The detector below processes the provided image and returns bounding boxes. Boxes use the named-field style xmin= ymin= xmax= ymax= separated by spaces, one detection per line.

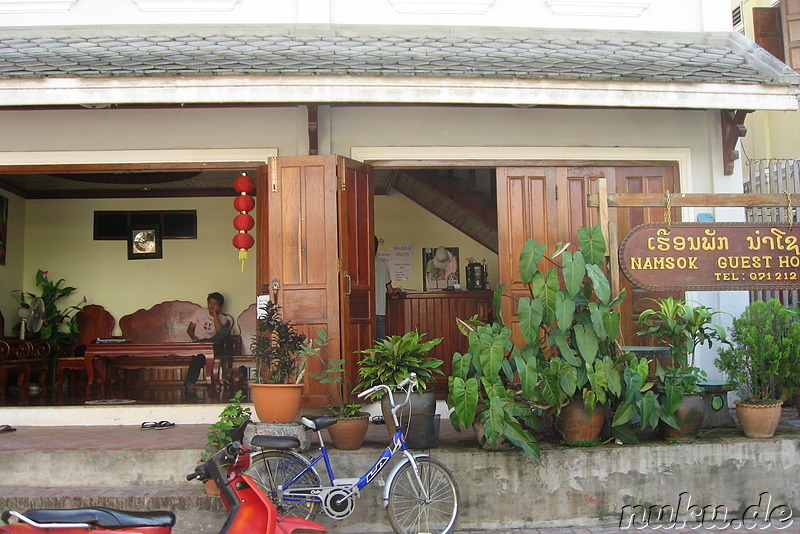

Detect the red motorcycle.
xmin=0 ymin=437 xmax=326 ymax=534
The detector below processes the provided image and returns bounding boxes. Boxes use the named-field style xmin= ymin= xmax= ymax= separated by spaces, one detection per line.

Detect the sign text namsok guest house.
xmin=620 ymin=223 xmax=800 ymax=291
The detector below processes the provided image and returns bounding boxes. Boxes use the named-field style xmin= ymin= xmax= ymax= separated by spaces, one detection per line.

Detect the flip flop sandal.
xmin=155 ymin=420 xmax=175 ymax=430
xmin=141 ymin=422 xmax=157 ymax=430
xmin=0 ymin=425 xmax=16 ymax=432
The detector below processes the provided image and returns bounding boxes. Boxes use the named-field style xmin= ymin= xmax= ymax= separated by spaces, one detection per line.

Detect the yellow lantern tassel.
xmin=239 ymin=249 xmax=248 ymax=272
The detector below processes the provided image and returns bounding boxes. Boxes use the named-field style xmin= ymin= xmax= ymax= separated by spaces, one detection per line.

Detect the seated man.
xmin=185 ymin=292 xmax=232 ymax=388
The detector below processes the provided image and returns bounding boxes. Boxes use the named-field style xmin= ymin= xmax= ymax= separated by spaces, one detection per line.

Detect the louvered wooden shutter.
xmin=782 ymin=0 xmax=800 ymax=71
xmin=754 ymin=6 xmax=785 ymax=62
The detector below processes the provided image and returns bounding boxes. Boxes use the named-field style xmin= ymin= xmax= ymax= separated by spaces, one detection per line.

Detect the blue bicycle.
xmin=246 ymin=374 xmax=459 ymax=534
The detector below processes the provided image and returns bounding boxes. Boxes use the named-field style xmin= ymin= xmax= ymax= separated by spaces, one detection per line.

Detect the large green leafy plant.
xmin=355 ymin=331 xmax=444 ymax=396
xmin=13 ymin=269 xmax=86 ymax=349
xmin=448 ymin=226 xmax=632 ymax=455
xmin=716 ymin=299 xmax=800 ymax=404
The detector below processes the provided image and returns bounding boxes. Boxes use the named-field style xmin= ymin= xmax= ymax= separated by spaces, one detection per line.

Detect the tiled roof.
xmin=0 ymin=25 xmax=797 ymax=86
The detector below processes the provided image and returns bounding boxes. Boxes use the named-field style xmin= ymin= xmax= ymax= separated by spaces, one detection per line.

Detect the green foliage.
xmin=637 ymin=296 xmax=728 ymax=370
xmin=325 ymin=402 xmax=365 ymax=418
xmin=13 ymin=269 xmax=86 ymax=349
xmin=203 ymin=390 xmax=251 ymax=461
xmin=355 ymin=331 xmax=444 ymax=396
xmin=447 ymin=225 xmax=633 ymax=456
xmin=308 ymin=357 xmax=364 ymax=418
xmin=715 ymin=299 xmax=800 ymax=403
xmin=250 ymin=300 xmax=327 ymax=384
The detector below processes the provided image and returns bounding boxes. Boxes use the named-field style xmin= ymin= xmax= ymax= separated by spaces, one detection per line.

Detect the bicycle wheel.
xmin=247 ymin=450 xmax=321 ymax=520
xmin=386 ymin=457 xmax=459 ymax=534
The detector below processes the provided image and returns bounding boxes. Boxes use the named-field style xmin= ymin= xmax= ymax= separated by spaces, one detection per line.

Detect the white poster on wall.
xmin=391 ymin=244 xmax=413 ymax=282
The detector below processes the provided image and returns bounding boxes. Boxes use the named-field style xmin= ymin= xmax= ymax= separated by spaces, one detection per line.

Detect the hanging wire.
xmin=784 ymin=190 xmax=794 ymax=232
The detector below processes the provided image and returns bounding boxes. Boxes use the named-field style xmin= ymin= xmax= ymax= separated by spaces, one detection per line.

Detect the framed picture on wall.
xmin=127 ymin=225 xmax=162 ymax=260
xmin=422 ymin=246 xmax=459 ymax=290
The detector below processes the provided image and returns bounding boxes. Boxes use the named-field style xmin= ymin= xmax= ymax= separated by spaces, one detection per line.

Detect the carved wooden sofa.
xmin=221 ymin=303 xmax=257 ymax=391
xmin=105 ymin=300 xmax=233 ymax=388
xmin=0 ymin=310 xmax=51 ymax=398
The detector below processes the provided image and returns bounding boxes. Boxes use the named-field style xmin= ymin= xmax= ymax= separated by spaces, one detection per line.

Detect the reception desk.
xmin=386 ymin=290 xmax=494 ymax=396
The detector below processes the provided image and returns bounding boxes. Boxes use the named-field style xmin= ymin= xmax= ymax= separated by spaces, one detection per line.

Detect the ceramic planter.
xmin=327 ymin=412 xmax=370 ymax=449
xmin=249 ymin=383 xmax=303 ymax=423
xmin=662 ymin=393 xmax=705 ymax=443
xmin=555 ymin=398 xmax=605 ymax=443
xmin=380 ymin=388 xmax=436 ymax=436
xmin=734 ymin=399 xmax=783 ymax=438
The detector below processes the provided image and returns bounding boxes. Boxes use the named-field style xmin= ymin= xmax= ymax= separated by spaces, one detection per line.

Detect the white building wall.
xmin=0 ymin=0 xmax=730 ymax=32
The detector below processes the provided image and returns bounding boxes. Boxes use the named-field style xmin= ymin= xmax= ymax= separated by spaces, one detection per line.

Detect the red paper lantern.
xmin=233 ymin=172 xmax=255 ymax=194
xmin=233 ymin=194 xmax=255 ymax=212
xmin=232 ymin=232 xmax=254 ymax=250
xmin=233 ymin=213 xmax=254 ymax=232
xmin=233 ymin=172 xmax=255 ymax=271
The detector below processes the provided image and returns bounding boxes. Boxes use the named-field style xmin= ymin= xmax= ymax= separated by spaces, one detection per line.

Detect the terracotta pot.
xmin=556 ymin=398 xmax=605 ymax=443
xmin=249 ymin=383 xmax=304 ymax=423
xmin=327 ymin=412 xmax=370 ymax=449
xmin=663 ymin=393 xmax=705 ymax=443
xmin=735 ymin=399 xmax=783 ymax=438
xmin=472 ymin=421 xmax=515 ymax=451
xmin=204 ymin=478 xmax=220 ymax=496
xmin=381 ymin=389 xmax=436 ymax=436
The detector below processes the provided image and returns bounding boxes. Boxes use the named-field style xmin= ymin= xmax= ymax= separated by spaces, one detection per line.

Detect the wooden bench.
xmin=92 ymin=300 xmax=233 ymax=389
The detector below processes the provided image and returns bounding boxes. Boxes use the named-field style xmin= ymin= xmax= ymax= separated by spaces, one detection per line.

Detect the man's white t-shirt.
xmin=190 ymin=308 xmax=231 ymax=340
xmin=375 ymin=256 xmax=392 ymax=316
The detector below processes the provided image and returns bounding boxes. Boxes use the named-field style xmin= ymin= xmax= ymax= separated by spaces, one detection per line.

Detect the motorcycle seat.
xmin=24 ymin=507 xmax=176 ymax=528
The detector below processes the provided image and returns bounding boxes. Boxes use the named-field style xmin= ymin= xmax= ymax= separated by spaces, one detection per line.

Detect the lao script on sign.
xmin=619 ymin=223 xmax=800 ymax=291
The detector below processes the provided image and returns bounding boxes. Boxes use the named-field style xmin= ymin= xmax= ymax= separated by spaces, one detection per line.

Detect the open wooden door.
xmin=496 ymin=163 xmax=680 ymax=347
xmin=337 ymin=157 xmax=375 ymax=398
xmin=256 ymin=156 xmax=373 ymax=408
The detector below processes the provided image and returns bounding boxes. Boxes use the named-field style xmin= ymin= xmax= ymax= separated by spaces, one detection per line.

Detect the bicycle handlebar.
xmin=356 ymin=373 xmax=417 ymax=413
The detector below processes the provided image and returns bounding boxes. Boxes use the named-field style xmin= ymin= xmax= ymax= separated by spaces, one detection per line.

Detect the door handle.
xmin=344 ymin=272 xmax=352 ymax=297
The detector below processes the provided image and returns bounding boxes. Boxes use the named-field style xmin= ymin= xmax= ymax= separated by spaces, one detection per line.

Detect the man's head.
xmin=207 ymin=292 xmax=224 ymax=313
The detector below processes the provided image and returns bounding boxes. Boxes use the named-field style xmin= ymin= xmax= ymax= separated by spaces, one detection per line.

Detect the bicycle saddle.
xmin=300 ymin=415 xmax=338 ymax=431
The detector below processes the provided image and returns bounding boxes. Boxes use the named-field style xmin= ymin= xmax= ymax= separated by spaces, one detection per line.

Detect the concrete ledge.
xmin=2 ymin=431 xmax=799 ymax=532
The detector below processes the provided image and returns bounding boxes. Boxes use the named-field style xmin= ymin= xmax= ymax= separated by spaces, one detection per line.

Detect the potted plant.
xmin=715 ymin=299 xmax=800 ymax=438
xmin=249 ymin=300 xmax=327 ymax=423
xmin=355 ymin=331 xmax=444 ymax=439
xmin=637 ymin=297 xmax=728 ymax=442
xmin=202 ymin=390 xmax=252 ymax=494
xmin=13 ymin=269 xmax=86 ymax=349
xmin=309 ymin=358 xmax=370 ymax=450
xmin=448 ymin=226 xmax=630 ymax=453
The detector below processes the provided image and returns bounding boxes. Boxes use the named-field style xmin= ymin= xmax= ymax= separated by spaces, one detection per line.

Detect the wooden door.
xmin=613 ymin=165 xmax=681 ymax=345
xmin=496 ymin=164 xmax=680 ymax=347
xmin=337 ymin=157 xmax=375 ymax=398
xmin=257 ymin=156 xmax=374 ymax=407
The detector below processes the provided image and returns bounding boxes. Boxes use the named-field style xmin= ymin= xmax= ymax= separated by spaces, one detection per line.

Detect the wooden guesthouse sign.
xmin=619 ymin=223 xmax=800 ymax=291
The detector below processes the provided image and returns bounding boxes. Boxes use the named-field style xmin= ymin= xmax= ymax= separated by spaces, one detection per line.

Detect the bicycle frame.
xmin=276 ymin=422 xmax=429 ymax=511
